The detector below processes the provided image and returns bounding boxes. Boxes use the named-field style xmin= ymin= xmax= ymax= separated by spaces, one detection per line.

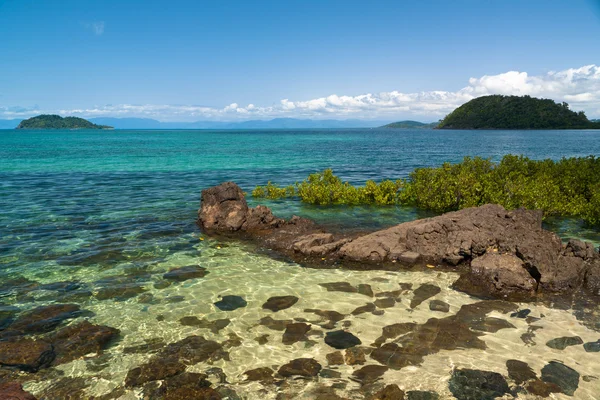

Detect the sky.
xmin=1 ymin=0 xmax=599 ymax=122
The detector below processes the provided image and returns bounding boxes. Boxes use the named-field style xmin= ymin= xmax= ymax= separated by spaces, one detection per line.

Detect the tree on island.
xmin=16 ymin=115 xmax=113 ymax=130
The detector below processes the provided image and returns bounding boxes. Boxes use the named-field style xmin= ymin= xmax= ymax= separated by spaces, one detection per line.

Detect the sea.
xmin=1 ymin=128 xmax=600 ymax=399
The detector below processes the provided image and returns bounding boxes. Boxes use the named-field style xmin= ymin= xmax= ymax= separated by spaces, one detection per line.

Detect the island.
xmin=16 ymin=115 xmax=113 ymax=130
xmin=380 ymin=120 xmax=439 ymax=129
xmin=437 ymin=95 xmax=600 ymax=130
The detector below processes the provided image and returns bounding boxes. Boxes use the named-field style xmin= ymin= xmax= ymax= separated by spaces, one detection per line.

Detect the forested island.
xmin=438 ymin=95 xmax=600 ymax=130
xmin=16 ymin=115 xmax=113 ymax=130
xmin=380 ymin=120 xmax=439 ymax=129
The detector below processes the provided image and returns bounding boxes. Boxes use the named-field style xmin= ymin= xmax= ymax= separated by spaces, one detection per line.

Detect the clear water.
xmin=1 ymin=129 xmax=600 ymax=399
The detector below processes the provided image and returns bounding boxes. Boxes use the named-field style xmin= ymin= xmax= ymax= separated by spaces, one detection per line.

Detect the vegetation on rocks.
xmin=252 ymin=155 xmax=600 ymax=225
xmin=438 ymin=95 xmax=600 ymax=130
xmin=16 ymin=115 xmax=112 ymax=129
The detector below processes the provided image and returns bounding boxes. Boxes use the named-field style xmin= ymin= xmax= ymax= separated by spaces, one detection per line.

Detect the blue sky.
xmin=1 ymin=0 xmax=599 ymax=121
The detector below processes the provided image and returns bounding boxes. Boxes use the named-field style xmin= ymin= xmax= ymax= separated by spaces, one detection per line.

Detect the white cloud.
xmin=83 ymin=21 xmax=105 ymax=36
xmin=2 ymin=64 xmax=600 ymax=121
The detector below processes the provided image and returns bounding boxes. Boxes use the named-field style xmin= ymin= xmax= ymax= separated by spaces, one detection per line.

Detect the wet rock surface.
xmin=214 ymin=295 xmax=247 ymax=311
xmin=262 ymin=296 xmax=299 ymax=312
xmin=0 ymin=337 xmax=55 ymax=372
xmin=199 ymin=183 xmax=600 ymax=300
xmin=278 ymin=358 xmax=322 ymax=377
xmin=163 ymin=265 xmax=208 ymax=282
xmin=448 ymin=368 xmax=510 ymax=400
xmin=545 ymin=335 xmax=584 ymax=350
xmin=325 ymin=330 xmax=362 ymax=349
xmin=0 ymin=382 xmax=37 ymax=400
xmin=541 ymin=361 xmax=580 ymax=396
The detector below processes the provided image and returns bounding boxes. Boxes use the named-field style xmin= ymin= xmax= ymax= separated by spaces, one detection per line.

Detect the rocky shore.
xmin=199 ymin=182 xmax=600 ymax=302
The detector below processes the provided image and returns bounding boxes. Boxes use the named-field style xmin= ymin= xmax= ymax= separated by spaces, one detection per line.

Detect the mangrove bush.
xmin=252 ymin=155 xmax=600 ymax=225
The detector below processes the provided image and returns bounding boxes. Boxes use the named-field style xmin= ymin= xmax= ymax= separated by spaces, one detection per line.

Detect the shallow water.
xmin=1 ymin=129 xmax=600 ymax=399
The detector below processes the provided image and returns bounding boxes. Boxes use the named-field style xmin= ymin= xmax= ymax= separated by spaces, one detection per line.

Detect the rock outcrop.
xmin=198 ymin=182 xmax=600 ymax=301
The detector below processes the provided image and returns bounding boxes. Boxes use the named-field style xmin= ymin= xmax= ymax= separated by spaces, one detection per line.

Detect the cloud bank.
xmin=2 ymin=64 xmax=599 ymax=121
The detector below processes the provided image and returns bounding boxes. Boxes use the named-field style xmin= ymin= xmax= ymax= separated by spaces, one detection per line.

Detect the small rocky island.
xmin=16 ymin=115 xmax=113 ymax=130
xmin=438 ymin=95 xmax=600 ymax=130
xmin=199 ymin=182 xmax=600 ymax=301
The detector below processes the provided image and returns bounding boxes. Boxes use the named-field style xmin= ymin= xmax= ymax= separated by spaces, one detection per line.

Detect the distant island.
xmin=438 ymin=95 xmax=600 ymax=130
xmin=16 ymin=115 xmax=113 ymax=130
xmin=380 ymin=120 xmax=439 ymax=129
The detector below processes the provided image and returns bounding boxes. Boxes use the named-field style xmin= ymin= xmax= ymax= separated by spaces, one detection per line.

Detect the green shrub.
xmin=252 ymin=156 xmax=600 ymax=225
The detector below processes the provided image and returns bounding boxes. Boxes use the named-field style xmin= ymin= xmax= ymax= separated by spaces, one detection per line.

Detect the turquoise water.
xmin=2 ymin=129 xmax=600 ymax=399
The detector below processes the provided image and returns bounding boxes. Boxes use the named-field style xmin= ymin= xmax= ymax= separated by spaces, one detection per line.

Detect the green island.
xmin=16 ymin=114 xmax=113 ymax=130
xmin=438 ymin=95 xmax=600 ymax=130
xmin=380 ymin=120 xmax=439 ymax=129
xmin=253 ymin=155 xmax=600 ymax=225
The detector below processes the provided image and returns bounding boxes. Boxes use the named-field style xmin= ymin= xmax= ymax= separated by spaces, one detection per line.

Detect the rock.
xmin=123 ymin=338 xmax=166 ymax=354
xmin=157 ymin=336 xmax=227 ymax=365
xmin=583 ymin=340 xmax=600 ymax=352
xmin=142 ymin=371 xmax=219 ymax=399
xmin=344 ymin=347 xmax=367 ymax=365
xmin=259 ymin=316 xmax=293 ymax=331
xmin=369 ymin=384 xmax=405 ymax=399
xmin=351 ymin=303 xmax=377 ymax=315
xmin=410 ymin=284 xmax=441 ymax=309
xmin=198 ymin=182 xmax=250 ymax=231
xmin=0 ymin=305 xmax=19 ymax=330
xmin=293 ymin=233 xmax=334 ymax=252
xmin=510 ymin=309 xmax=531 ymax=318
xmin=398 ymin=251 xmax=420 ymax=265
xmin=506 ymin=359 xmax=536 ymax=384
xmin=541 ymin=361 xmax=579 ymax=396
xmin=125 ymin=358 xmax=186 ymax=387
xmin=51 ymin=321 xmax=120 ymax=365
xmin=525 ymin=379 xmax=562 ymax=397
xmin=546 ymin=336 xmax=584 ymax=350
xmin=448 ymin=368 xmax=510 ymax=400
xmin=163 ymin=265 xmax=208 ymax=282
xmin=282 ymin=323 xmax=311 ymax=345
xmin=357 ymin=284 xmax=374 ymax=297
xmin=325 ymin=330 xmax=361 ymax=349
xmin=454 ymin=253 xmax=537 ymax=300
xmin=255 ymin=334 xmax=269 ymax=345
xmin=470 ymin=317 xmax=515 ymax=333
xmin=262 ymin=295 xmax=299 ymax=312
xmin=373 ymin=297 xmax=395 ymax=309
xmin=0 ymin=382 xmax=37 ymax=400
xmin=304 ymin=309 xmax=346 ymax=325
xmin=0 ymin=337 xmax=55 ymax=372
xmin=179 ymin=317 xmax=230 ymax=333
xmin=214 ymin=295 xmax=247 ymax=311
xmin=95 ymin=284 xmax=147 ymax=301
xmin=429 ymin=300 xmax=450 ymax=312
xmin=374 ymin=322 xmax=417 ymax=345
xmin=278 ymin=358 xmax=322 ymax=377
xmin=320 ymin=368 xmax=342 ymax=379
xmin=244 ymin=367 xmax=274 ymax=383
xmin=406 ymin=391 xmax=439 ymax=400
xmin=320 ymin=282 xmax=370 ymax=296
xmin=6 ymin=304 xmax=81 ymax=335
xmin=352 ymin=365 xmax=388 ymax=383
xmin=326 ymin=351 xmax=344 ymax=366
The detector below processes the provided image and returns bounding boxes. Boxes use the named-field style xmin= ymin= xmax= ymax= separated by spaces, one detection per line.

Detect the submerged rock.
xmin=429 ymin=300 xmax=450 ymax=312
xmin=163 ymin=265 xmax=208 ymax=282
xmin=0 ymin=382 xmax=37 ymax=400
xmin=406 ymin=391 xmax=439 ymax=400
xmin=410 ymin=284 xmax=441 ymax=308
xmin=5 ymin=304 xmax=82 ymax=335
xmin=278 ymin=358 xmax=322 ymax=377
xmin=369 ymin=384 xmax=405 ymax=400
xmin=244 ymin=367 xmax=274 ymax=383
xmin=0 ymin=337 xmax=55 ymax=372
xmin=324 ymin=330 xmax=361 ymax=349
xmin=214 ymin=295 xmax=247 ymax=311
xmin=546 ymin=336 xmax=584 ymax=350
xmin=352 ymin=365 xmax=388 ymax=383
xmin=125 ymin=358 xmax=186 ymax=387
xmin=158 ymin=336 xmax=227 ymax=365
xmin=179 ymin=317 xmax=230 ymax=333
xmin=583 ymin=340 xmax=600 ymax=352
xmin=262 ymin=295 xmax=299 ymax=312
xmin=448 ymin=368 xmax=510 ymax=400
xmin=50 ymin=321 xmax=120 ymax=365
xmin=282 ymin=322 xmax=311 ymax=345
xmin=506 ymin=359 xmax=537 ymax=384
xmin=541 ymin=361 xmax=580 ymax=396
xmin=0 ymin=305 xmax=19 ymax=330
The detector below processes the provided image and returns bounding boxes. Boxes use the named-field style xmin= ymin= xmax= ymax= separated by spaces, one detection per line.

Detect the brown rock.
xmin=163 ymin=266 xmax=208 ymax=282
xmin=410 ymin=284 xmax=441 ymax=309
xmin=198 ymin=182 xmax=250 ymax=231
xmin=0 ymin=382 xmax=37 ymax=400
xmin=282 ymin=323 xmax=311 ymax=345
xmin=6 ymin=304 xmax=81 ymax=335
xmin=369 ymin=384 xmax=405 ymax=400
xmin=0 ymin=337 xmax=55 ymax=372
xmin=125 ymin=358 xmax=186 ymax=387
xmin=51 ymin=321 xmax=120 ymax=365
xmin=326 ymin=351 xmax=344 ymax=366
xmin=278 ymin=358 xmax=322 ymax=377
xmin=262 ymin=296 xmax=299 ymax=312
xmin=352 ymin=365 xmax=388 ymax=383
xmin=344 ymin=347 xmax=367 ymax=365
xmin=244 ymin=367 xmax=274 ymax=383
